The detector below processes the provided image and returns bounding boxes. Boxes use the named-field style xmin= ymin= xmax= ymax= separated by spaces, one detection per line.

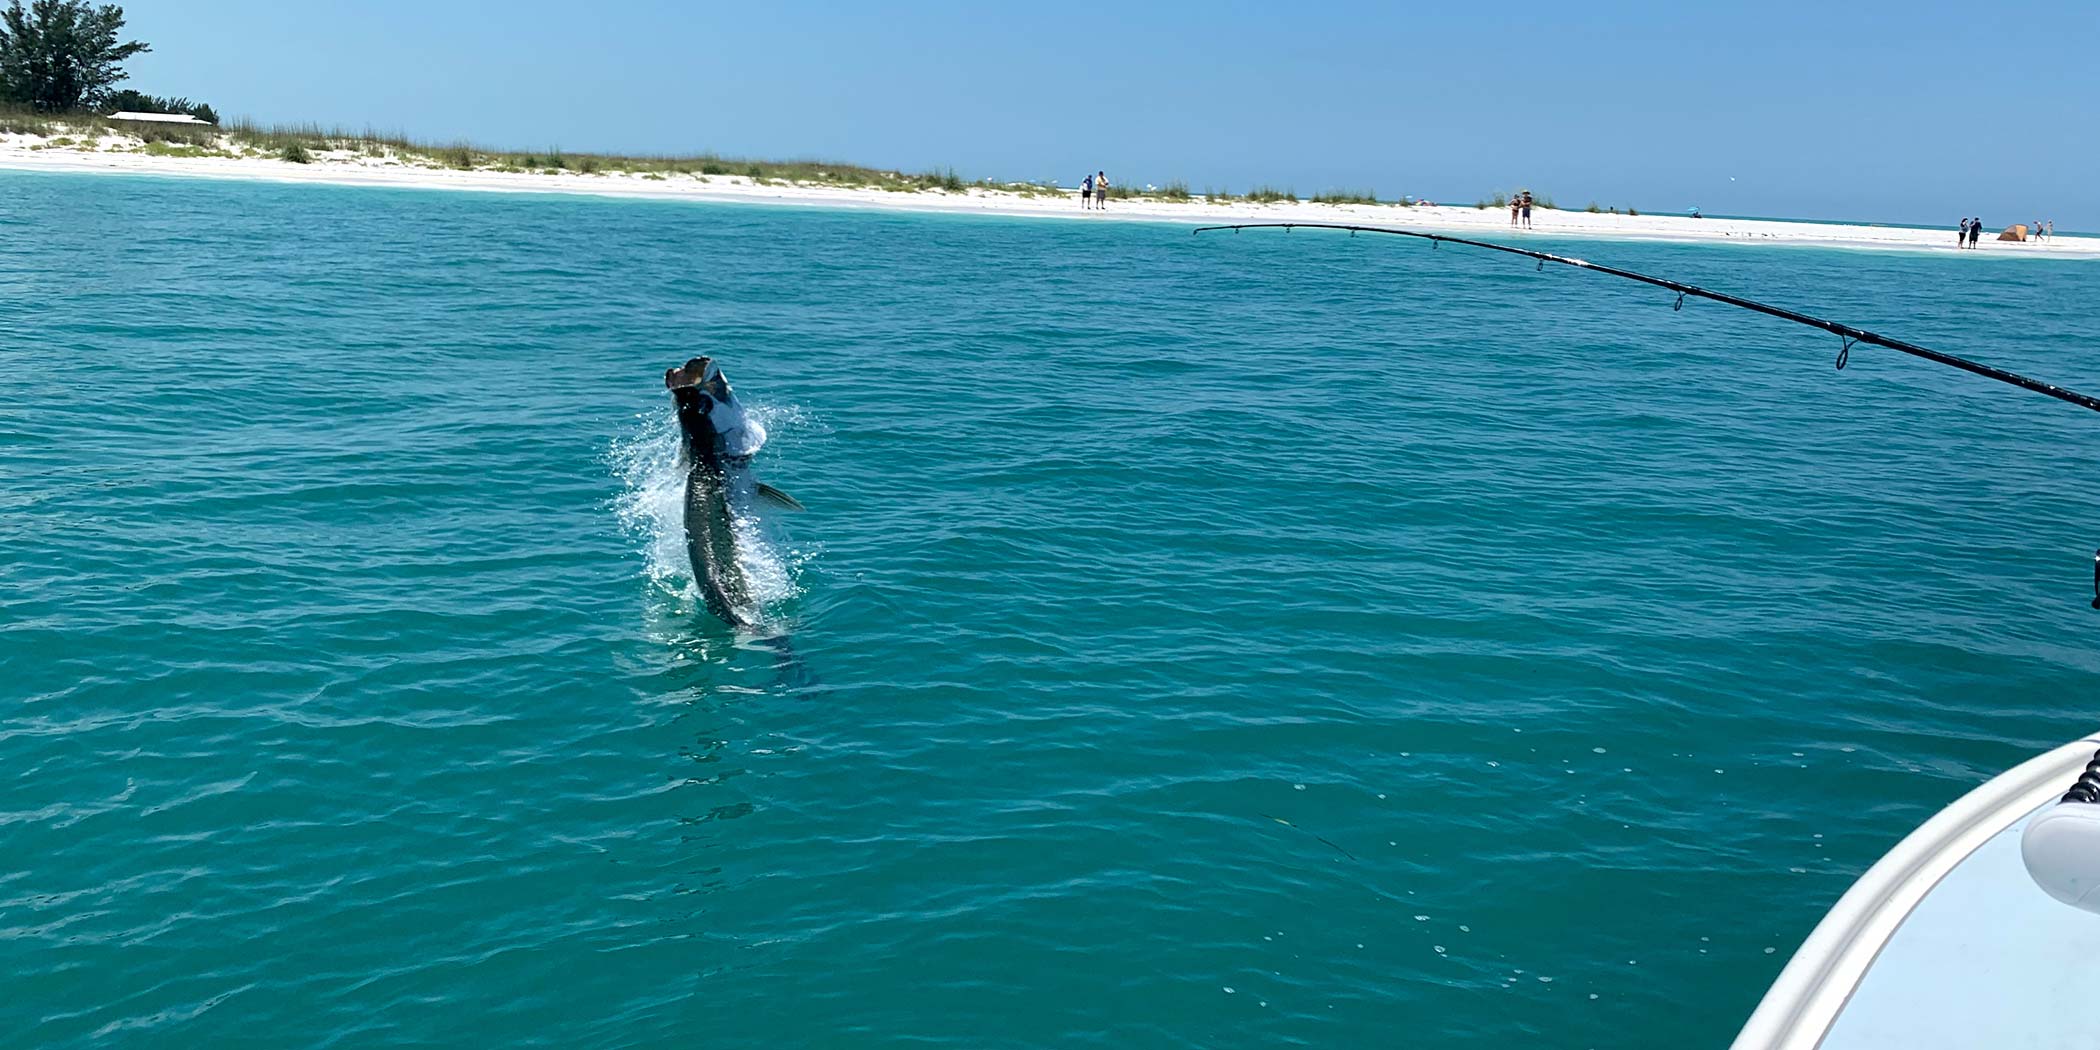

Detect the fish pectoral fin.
xmin=754 ymin=482 xmax=806 ymax=511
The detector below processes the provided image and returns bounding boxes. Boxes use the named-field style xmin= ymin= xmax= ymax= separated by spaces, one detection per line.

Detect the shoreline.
xmin=7 ymin=133 xmax=2095 ymax=259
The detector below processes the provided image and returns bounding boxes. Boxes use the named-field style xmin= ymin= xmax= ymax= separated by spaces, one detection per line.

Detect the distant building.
xmin=108 ymin=111 xmax=215 ymax=126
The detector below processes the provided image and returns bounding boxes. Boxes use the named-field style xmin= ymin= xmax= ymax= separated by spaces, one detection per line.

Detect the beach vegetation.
xmin=1627 ymin=206 xmax=1639 ymax=216
xmin=0 ymin=0 xmax=149 ymax=111
xmin=135 ymin=121 xmax=212 ymax=146
xmin=0 ymin=102 xmax=52 ymax=133
xmin=218 ymin=118 xmax=411 ymax=161
xmin=6 ymin=102 xmax=1371 ymax=213
xmin=1586 ymin=202 xmax=1601 ymax=213
xmin=990 ymin=179 xmax=1043 ymax=198
xmin=901 ymin=168 xmax=965 ymax=192
xmin=1311 ymin=189 xmax=1378 ymax=205
xmin=140 ymin=139 xmax=229 ymax=158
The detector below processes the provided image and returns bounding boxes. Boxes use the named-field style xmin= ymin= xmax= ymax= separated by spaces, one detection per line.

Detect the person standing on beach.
xmin=2047 ymin=220 xmax=2054 ymax=242
xmin=1080 ymin=173 xmax=1093 ymax=210
xmin=1520 ymin=191 xmax=1533 ymax=229
xmin=1095 ymin=171 xmax=1109 ymax=209
xmin=1957 ymin=217 xmax=1969 ymax=246
xmin=1509 ymin=195 xmax=1520 ymax=227
xmin=1969 ymin=218 xmax=1983 ymax=249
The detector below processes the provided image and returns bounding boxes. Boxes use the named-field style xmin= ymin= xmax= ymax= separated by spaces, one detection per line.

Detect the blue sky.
xmin=121 ymin=1 xmax=2098 ymax=227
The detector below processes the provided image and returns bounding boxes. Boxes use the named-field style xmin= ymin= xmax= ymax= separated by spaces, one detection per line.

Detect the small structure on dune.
xmin=1999 ymin=224 xmax=2030 ymax=242
xmin=107 ymin=111 xmax=215 ymax=127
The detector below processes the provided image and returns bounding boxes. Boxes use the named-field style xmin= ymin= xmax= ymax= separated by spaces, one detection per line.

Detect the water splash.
xmin=611 ymin=404 xmax=809 ymax=621
xmin=610 ymin=410 xmax=691 ymax=589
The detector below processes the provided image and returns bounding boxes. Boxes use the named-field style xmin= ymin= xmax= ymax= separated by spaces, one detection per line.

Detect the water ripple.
xmin=4 ymin=170 xmax=2099 ymax=1048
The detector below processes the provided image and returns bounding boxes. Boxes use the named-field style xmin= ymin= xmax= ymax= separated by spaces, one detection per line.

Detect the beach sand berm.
xmin=4 ymin=130 xmax=2091 ymax=258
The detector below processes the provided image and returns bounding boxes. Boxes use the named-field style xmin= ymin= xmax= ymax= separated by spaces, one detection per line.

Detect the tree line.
xmin=0 ymin=0 xmax=212 ymax=121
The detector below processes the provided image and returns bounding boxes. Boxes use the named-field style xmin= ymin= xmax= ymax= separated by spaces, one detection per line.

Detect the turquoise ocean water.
xmin=6 ymin=170 xmax=2100 ymax=1048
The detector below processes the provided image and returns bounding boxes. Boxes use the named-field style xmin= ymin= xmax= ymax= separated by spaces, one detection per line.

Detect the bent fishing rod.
xmin=1193 ymin=221 xmax=2100 ymax=605
xmin=1194 ymin=222 xmax=2100 ymax=414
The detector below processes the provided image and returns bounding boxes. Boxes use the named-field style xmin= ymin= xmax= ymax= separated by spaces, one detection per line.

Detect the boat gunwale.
xmin=1732 ymin=732 xmax=2100 ymax=1049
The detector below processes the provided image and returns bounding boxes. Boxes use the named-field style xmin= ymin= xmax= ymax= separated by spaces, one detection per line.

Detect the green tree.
xmin=0 ymin=1 xmax=149 ymax=111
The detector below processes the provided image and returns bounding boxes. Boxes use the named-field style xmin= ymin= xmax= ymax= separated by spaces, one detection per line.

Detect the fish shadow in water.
xmin=745 ymin=629 xmax=816 ymax=693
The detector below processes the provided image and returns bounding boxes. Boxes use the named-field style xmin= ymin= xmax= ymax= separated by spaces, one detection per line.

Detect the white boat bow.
xmin=1735 ymin=730 xmax=2100 ymax=1049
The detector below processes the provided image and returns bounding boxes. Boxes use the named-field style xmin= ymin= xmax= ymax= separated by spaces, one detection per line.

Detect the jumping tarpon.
xmin=664 ymin=357 xmax=801 ymax=627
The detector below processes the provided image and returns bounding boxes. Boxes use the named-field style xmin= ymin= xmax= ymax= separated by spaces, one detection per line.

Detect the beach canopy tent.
xmin=2000 ymin=225 xmax=2029 ymax=242
xmin=107 ymin=111 xmax=215 ymax=126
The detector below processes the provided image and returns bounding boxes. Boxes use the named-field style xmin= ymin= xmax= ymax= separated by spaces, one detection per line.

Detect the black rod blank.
xmin=1192 ymin=222 xmax=2100 ymax=416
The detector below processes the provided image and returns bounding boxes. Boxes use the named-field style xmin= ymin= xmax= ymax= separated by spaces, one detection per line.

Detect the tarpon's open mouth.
xmin=665 ymin=357 xmax=733 ymax=400
xmin=664 ymin=356 xmax=713 ymax=390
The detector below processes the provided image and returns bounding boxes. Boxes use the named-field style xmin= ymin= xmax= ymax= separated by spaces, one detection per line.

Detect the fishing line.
xmin=1258 ymin=812 xmax=1358 ymax=861
xmin=1197 ymin=222 xmax=2100 ymax=603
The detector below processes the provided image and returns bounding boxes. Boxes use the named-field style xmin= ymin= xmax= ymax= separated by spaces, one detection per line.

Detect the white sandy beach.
xmin=4 ymin=128 xmax=2092 ymax=259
